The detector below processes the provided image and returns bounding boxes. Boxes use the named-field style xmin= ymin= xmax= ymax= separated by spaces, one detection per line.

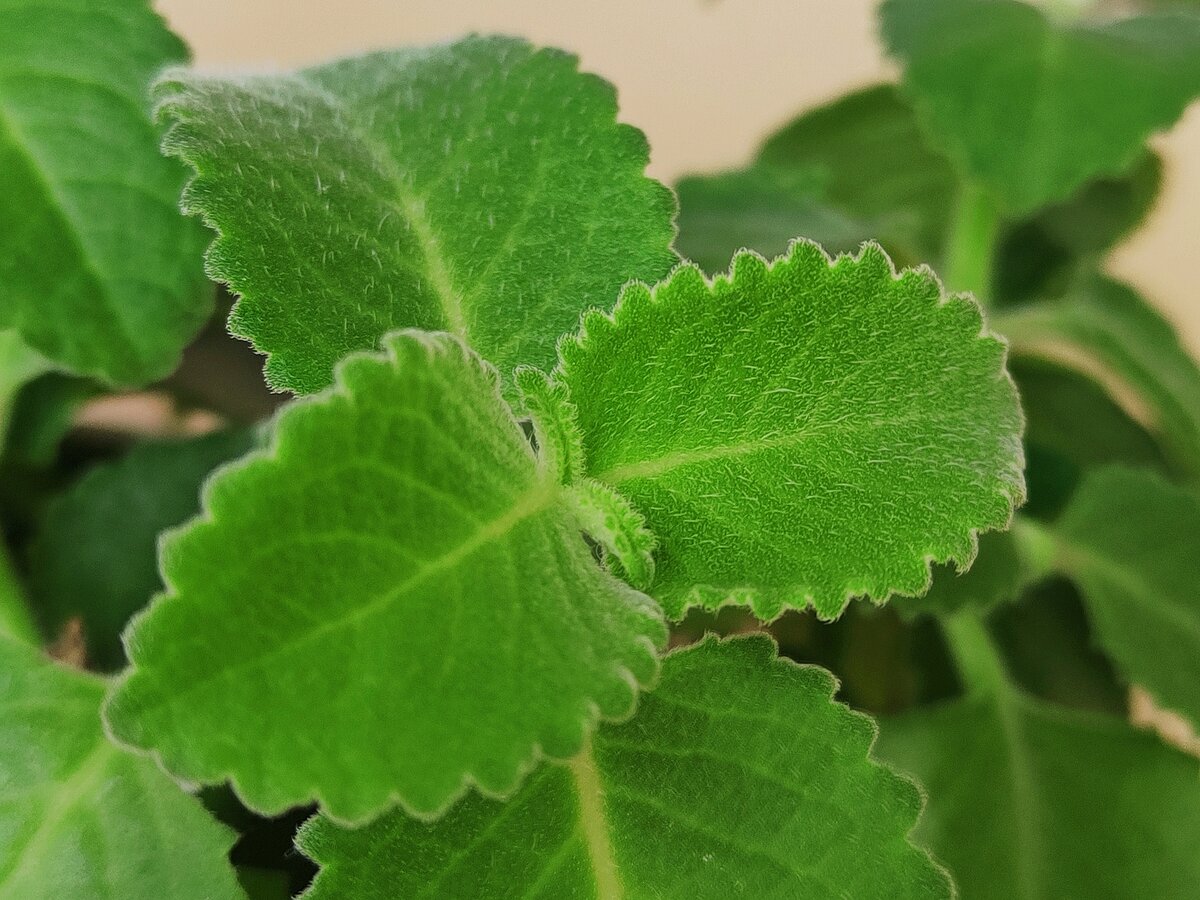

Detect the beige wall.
xmin=157 ymin=0 xmax=1200 ymax=352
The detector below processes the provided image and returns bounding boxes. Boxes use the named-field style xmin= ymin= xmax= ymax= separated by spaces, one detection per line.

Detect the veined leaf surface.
xmin=0 ymin=0 xmax=211 ymax=384
xmin=159 ymin=36 xmax=677 ymax=396
xmin=104 ymin=331 xmax=664 ymax=824
xmin=299 ymin=637 xmax=951 ymax=899
xmin=0 ymin=635 xmax=243 ymax=900
xmin=560 ymin=242 xmax=1025 ymax=620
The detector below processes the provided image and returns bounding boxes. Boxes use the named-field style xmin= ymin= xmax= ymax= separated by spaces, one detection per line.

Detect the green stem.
xmin=942 ymin=609 xmax=1012 ymax=698
xmin=943 ymin=181 xmax=1001 ymax=303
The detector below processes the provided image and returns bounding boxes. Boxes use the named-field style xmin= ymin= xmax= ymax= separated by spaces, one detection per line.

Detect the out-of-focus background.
xmin=158 ymin=0 xmax=1200 ymax=351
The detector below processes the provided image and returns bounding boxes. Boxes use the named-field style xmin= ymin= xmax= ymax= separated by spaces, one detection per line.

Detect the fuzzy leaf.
xmin=559 ymin=242 xmax=1025 ymax=620
xmin=881 ymin=0 xmax=1200 ymax=214
xmin=879 ymin=641 xmax=1200 ymax=899
xmin=996 ymin=276 xmax=1200 ymax=480
xmin=159 ymin=36 xmax=677 ymax=396
xmin=0 ymin=0 xmax=211 ymax=384
xmin=27 ymin=429 xmax=256 ymax=671
xmin=1056 ymin=467 xmax=1200 ymax=729
xmin=298 ymin=636 xmax=951 ymax=899
xmin=0 ymin=635 xmax=243 ymax=899
xmin=104 ymin=331 xmax=664 ymax=824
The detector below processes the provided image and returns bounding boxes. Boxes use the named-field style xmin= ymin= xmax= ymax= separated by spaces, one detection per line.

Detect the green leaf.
xmin=994 ymin=151 xmax=1162 ymax=302
xmin=159 ymin=35 xmax=677 ymax=397
xmin=674 ymin=166 xmax=875 ymax=274
xmin=0 ymin=0 xmax=211 ymax=384
xmin=559 ymin=241 xmax=1025 ymax=620
xmin=1013 ymin=356 xmax=1170 ymax=517
xmin=996 ymin=276 xmax=1200 ymax=480
xmin=881 ymin=0 xmax=1200 ymax=214
xmin=878 ymin=617 xmax=1200 ymax=900
xmin=27 ymin=429 xmax=257 ymax=671
xmin=758 ymin=84 xmax=957 ymax=266
xmin=901 ymin=520 xmax=1054 ymax=618
xmin=1056 ymin=467 xmax=1200 ymax=729
xmin=104 ymin=330 xmax=664 ymax=824
xmin=298 ymin=636 xmax=951 ymax=899
xmin=0 ymin=634 xmax=243 ymax=899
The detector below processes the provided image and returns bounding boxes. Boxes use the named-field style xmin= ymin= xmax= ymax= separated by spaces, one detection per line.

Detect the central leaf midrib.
xmin=567 ymin=740 xmax=625 ymax=900
xmin=297 ymin=75 xmax=469 ymax=339
xmin=0 ymin=93 xmax=143 ymax=364
xmin=0 ymin=737 xmax=115 ymax=893
xmin=133 ymin=478 xmax=560 ymax=718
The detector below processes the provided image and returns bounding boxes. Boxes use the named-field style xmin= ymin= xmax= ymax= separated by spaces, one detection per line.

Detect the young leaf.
xmin=881 ymin=0 xmax=1200 ymax=214
xmin=27 ymin=429 xmax=257 ymax=671
xmin=559 ymin=242 xmax=1025 ymax=620
xmin=298 ymin=636 xmax=951 ymax=899
xmin=104 ymin=331 xmax=664 ymax=824
xmin=996 ymin=276 xmax=1200 ymax=480
xmin=159 ymin=36 xmax=677 ymax=396
xmin=0 ymin=635 xmax=243 ymax=899
xmin=0 ymin=0 xmax=211 ymax=384
xmin=1056 ymin=467 xmax=1200 ymax=730
xmin=878 ymin=618 xmax=1200 ymax=900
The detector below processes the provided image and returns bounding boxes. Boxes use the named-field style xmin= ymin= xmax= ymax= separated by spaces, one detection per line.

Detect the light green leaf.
xmin=881 ymin=0 xmax=1200 ymax=214
xmin=559 ymin=241 xmax=1025 ymax=620
xmin=996 ymin=276 xmax=1200 ymax=480
xmin=901 ymin=520 xmax=1054 ymax=618
xmin=0 ymin=0 xmax=211 ymax=384
xmin=878 ymin=616 xmax=1200 ymax=900
xmin=0 ymin=634 xmax=243 ymax=899
xmin=758 ymin=84 xmax=957 ymax=266
xmin=1056 ymin=467 xmax=1200 ymax=729
xmin=104 ymin=330 xmax=664 ymax=824
xmin=298 ymin=636 xmax=951 ymax=900
xmin=27 ymin=429 xmax=257 ymax=671
xmin=159 ymin=35 xmax=677 ymax=397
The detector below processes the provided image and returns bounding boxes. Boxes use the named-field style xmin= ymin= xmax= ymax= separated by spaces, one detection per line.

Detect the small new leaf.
xmin=559 ymin=241 xmax=1025 ymax=620
xmin=104 ymin=331 xmax=664 ymax=824
xmin=882 ymin=0 xmax=1200 ymax=214
xmin=298 ymin=636 xmax=951 ymax=899
xmin=0 ymin=635 xmax=243 ymax=900
xmin=158 ymin=35 xmax=677 ymax=396
xmin=0 ymin=0 xmax=211 ymax=384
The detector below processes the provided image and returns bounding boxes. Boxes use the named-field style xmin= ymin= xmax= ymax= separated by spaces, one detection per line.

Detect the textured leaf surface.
xmin=28 ymin=429 xmax=256 ymax=671
xmin=160 ymin=35 xmax=677 ymax=396
xmin=0 ymin=635 xmax=243 ymax=899
xmin=0 ymin=0 xmax=210 ymax=384
xmin=104 ymin=331 xmax=664 ymax=823
xmin=1056 ymin=467 xmax=1200 ymax=729
xmin=879 ymin=622 xmax=1200 ymax=900
xmin=298 ymin=636 xmax=951 ymax=899
xmin=997 ymin=276 xmax=1200 ymax=480
xmin=560 ymin=242 xmax=1025 ymax=619
xmin=882 ymin=0 xmax=1200 ymax=214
